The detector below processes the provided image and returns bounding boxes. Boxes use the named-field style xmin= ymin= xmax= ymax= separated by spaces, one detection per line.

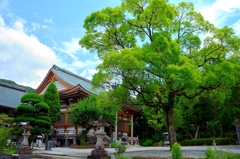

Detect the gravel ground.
xmin=122 ymin=150 xmax=206 ymax=158
xmin=119 ymin=145 xmax=240 ymax=159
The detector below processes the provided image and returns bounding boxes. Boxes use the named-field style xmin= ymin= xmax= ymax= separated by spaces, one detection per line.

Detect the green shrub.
xmin=110 ymin=141 xmax=127 ymax=158
xmin=205 ymin=146 xmax=240 ymax=159
xmin=35 ymin=116 xmax=51 ymax=123
xmin=152 ymin=134 xmax=162 ymax=142
xmin=205 ymin=147 xmax=215 ymax=159
xmin=171 ymin=142 xmax=183 ymax=159
xmin=0 ymin=138 xmax=7 ymax=150
xmin=0 ymin=126 xmax=11 ymax=150
xmin=15 ymin=104 xmax=36 ymax=113
xmin=21 ymin=93 xmax=43 ymax=103
xmin=141 ymin=139 xmax=153 ymax=147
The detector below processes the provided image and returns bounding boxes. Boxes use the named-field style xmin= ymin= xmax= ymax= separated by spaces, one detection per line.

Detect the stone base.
xmin=16 ymin=145 xmax=33 ymax=154
xmin=91 ymin=149 xmax=108 ymax=156
xmin=87 ymin=155 xmax=111 ymax=159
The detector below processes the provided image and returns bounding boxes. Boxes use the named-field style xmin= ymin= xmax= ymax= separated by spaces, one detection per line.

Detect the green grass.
xmin=0 ymin=148 xmax=18 ymax=154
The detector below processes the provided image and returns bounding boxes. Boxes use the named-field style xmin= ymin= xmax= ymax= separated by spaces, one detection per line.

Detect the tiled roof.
xmin=51 ymin=65 xmax=104 ymax=95
xmin=0 ymin=82 xmax=27 ymax=109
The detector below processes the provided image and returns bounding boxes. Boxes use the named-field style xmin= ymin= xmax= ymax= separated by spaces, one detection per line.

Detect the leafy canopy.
xmin=79 ymin=0 xmax=240 ymax=147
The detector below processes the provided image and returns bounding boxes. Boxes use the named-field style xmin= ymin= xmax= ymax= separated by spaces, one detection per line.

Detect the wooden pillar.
xmin=114 ymin=113 xmax=118 ymax=140
xmin=131 ymin=114 xmax=133 ymax=145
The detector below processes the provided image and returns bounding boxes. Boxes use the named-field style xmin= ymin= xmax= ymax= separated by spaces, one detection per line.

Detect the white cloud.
xmin=55 ymin=38 xmax=87 ymax=60
xmin=0 ymin=16 xmax=5 ymax=27
xmin=0 ymin=0 xmax=10 ymax=12
xmin=232 ymin=19 xmax=240 ymax=36
xmin=73 ymin=61 xmax=85 ymax=68
xmin=88 ymin=68 xmax=97 ymax=75
xmin=0 ymin=15 xmax=59 ymax=89
xmin=30 ymin=22 xmax=40 ymax=31
xmin=12 ymin=19 xmax=25 ymax=31
xmin=199 ymin=0 xmax=240 ymax=27
xmin=42 ymin=25 xmax=48 ymax=29
xmin=44 ymin=18 xmax=53 ymax=24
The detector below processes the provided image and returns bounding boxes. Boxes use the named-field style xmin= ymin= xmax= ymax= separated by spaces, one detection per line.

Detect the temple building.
xmin=35 ymin=65 xmax=142 ymax=146
xmin=0 ymin=82 xmax=27 ymax=117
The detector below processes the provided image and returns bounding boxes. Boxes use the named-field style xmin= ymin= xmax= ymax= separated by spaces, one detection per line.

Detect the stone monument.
xmin=17 ymin=122 xmax=33 ymax=154
xmin=87 ymin=116 xmax=111 ymax=159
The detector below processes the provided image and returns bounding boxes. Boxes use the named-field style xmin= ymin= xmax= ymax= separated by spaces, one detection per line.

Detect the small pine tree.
xmin=14 ymin=93 xmax=51 ymax=135
xmin=171 ymin=142 xmax=183 ymax=159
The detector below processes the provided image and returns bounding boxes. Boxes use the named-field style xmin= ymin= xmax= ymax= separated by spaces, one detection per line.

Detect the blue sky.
xmin=0 ymin=0 xmax=240 ymax=89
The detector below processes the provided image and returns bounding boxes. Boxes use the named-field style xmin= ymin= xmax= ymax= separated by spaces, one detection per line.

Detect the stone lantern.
xmin=87 ymin=116 xmax=111 ymax=159
xmin=17 ymin=122 xmax=34 ymax=154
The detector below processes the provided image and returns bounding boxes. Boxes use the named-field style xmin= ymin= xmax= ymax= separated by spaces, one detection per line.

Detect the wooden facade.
xmin=35 ymin=65 xmax=142 ymax=146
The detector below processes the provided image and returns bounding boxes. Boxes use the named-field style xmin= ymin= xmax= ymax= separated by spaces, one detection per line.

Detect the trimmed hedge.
xmin=36 ymin=116 xmax=51 ymax=123
xmin=35 ymin=102 xmax=50 ymax=110
xmin=21 ymin=93 xmax=43 ymax=104
xmin=15 ymin=104 xmax=36 ymax=113
xmin=180 ymin=138 xmax=234 ymax=146
xmin=13 ymin=116 xmax=35 ymax=123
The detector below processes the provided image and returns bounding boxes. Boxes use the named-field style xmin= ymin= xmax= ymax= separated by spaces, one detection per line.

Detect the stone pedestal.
xmin=22 ymin=133 xmax=31 ymax=146
xmin=17 ymin=145 xmax=33 ymax=154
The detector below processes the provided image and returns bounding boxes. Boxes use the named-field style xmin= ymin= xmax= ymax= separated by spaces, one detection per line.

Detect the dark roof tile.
xmin=0 ymin=82 xmax=26 ymax=108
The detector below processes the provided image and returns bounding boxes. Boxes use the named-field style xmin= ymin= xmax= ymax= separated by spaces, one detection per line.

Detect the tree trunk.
xmin=79 ymin=126 xmax=93 ymax=145
xmin=184 ymin=130 xmax=193 ymax=139
xmin=194 ymin=125 xmax=200 ymax=139
xmin=220 ymin=124 xmax=223 ymax=137
xmin=164 ymin=104 xmax=177 ymax=149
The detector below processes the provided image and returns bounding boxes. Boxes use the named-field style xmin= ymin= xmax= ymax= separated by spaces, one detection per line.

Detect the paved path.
xmin=32 ymin=145 xmax=240 ymax=158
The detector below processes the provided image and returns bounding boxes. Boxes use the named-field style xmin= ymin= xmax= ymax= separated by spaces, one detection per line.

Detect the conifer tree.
xmin=43 ymin=81 xmax=61 ymax=125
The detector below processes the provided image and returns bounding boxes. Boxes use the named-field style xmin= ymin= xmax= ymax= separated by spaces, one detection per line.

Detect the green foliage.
xmin=0 ymin=114 xmax=16 ymax=149
xmin=141 ymin=139 xmax=153 ymax=147
xmin=143 ymin=107 xmax=165 ymax=134
xmin=68 ymin=95 xmax=117 ymax=144
xmin=0 ymin=114 xmax=14 ymax=126
xmin=180 ymin=98 xmax=215 ymax=139
xmin=171 ymin=142 xmax=183 ymax=159
xmin=80 ymin=0 xmax=240 ymax=148
xmin=43 ymin=81 xmax=61 ymax=124
xmin=35 ymin=116 xmax=51 ymax=123
xmin=15 ymin=104 xmax=36 ymax=114
xmin=14 ymin=116 xmax=35 ymax=124
xmin=110 ymin=141 xmax=127 ymax=158
xmin=15 ymin=92 xmax=51 ymax=134
xmin=205 ymin=146 xmax=239 ymax=159
xmin=0 ymin=148 xmax=18 ymax=154
xmin=0 ymin=128 xmax=9 ymax=149
xmin=180 ymin=138 xmax=234 ymax=146
xmin=0 ymin=113 xmax=15 ymax=137
xmin=68 ymin=95 xmax=101 ymax=127
xmin=205 ymin=147 xmax=216 ymax=159
xmin=116 ymin=156 xmax=129 ymax=159
xmin=152 ymin=134 xmax=162 ymax=143
xmin=21 ymin=93 xmax=43 ymax=104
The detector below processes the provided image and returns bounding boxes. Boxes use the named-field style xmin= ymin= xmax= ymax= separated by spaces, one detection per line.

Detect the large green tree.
xmin=79 ymin=0 xmax=240 ymax=147
xmin=68 ymin=95 xmax=118 ymax=145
